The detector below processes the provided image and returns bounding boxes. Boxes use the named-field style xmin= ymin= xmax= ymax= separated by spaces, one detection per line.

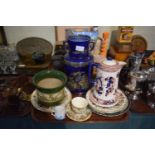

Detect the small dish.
xmin=66 ymin=103 xmax=92 ymax=122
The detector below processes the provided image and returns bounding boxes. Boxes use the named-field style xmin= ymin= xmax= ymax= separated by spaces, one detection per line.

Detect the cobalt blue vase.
xmin=64 ymin=53 xmax=93 ymax=93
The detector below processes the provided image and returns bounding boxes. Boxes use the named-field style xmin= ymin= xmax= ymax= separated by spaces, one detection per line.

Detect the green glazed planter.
xmin=32 ymin=69 xmax=67 ymax=107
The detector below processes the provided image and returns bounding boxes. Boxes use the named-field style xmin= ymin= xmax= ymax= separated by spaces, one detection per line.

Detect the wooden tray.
xmin=31 ymin=107 xmax=129 ymax=123
xmin=0 ymin=99 xmax=32 ymax=118
xmin=130 ymin=99 xmax=155 ymax=114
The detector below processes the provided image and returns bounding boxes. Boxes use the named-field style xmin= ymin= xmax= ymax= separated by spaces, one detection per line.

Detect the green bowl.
xmin=32 ymin=69 xmax=67 ymax=107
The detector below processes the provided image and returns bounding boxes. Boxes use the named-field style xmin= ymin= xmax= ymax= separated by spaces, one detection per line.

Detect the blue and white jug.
xmin=89 ymin=57 xmax=126 ymax=106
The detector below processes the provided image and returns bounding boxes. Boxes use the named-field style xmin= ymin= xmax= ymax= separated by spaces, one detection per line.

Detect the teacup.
xmin=51 ymin=104 xmax=66 ymax=120
xmin=32 ymin=69 xmax=67 ymax=107
xmin=71 ymin=97 xmax=88 ymax=114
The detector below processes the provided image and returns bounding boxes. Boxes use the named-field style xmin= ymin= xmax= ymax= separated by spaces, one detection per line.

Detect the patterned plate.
xmin=31 ymin=87 xmax=72 ymax=113
xmin=86 ymin=89 xmax=130 ymax=117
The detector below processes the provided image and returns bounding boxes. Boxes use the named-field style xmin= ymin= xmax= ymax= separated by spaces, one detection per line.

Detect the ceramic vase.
xmin=64 ymin=54 xmax=93 ymax=93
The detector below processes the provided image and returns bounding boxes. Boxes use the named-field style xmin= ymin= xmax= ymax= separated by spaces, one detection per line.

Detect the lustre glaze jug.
xmin=89 ymin=57 xmax=126 ymax=106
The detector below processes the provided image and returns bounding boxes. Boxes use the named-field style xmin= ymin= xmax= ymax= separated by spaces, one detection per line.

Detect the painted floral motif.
xmin=37 ymin=89 xmax=64 ymax=103
xmin=95 ymin=77 xmax=103 ymax=95
xmin=105 ymin=77 xmax=115 ymax=97
xmin=67 ymin=72 xmax=89 ymax=90
xmin=66 ymin=104 xmax=92 ymax=122
xmin=95 ymin=76 xmax=115 ymax=97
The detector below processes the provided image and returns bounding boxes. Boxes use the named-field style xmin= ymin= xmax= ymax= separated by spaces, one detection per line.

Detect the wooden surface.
xmin=130 ymin=99 xmax=155 ymax=114
xmin=109 ymin=45 xmax=132 ymax=61
xmin=0 ymin=99 xmax=32 ymax=118
xmin=31 ymin=107 xmax=129 ymax=123
xmin=17 ymin=58 xmax=51 ymax=69
xmin=115 ymin=41 xmax=132 ymax=52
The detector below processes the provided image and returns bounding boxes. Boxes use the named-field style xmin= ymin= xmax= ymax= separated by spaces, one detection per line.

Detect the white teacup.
xmin=51 ymin=104 xmax=66 ymax=120
xmin=71 ymin=97 xmax=88 ymax=114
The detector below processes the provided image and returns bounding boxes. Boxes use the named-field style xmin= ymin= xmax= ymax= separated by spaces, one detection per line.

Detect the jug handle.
xmin=89 ymin=41 xmax=95 ymax=51
xmin=90 ymin=37 xmax=102 ymax=55
xmin=88 ymin=62 xmax=99 ymax=85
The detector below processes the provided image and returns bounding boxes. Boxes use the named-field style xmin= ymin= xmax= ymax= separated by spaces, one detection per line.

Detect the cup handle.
xmin=51 ymin=111 xmax=55 ymax=116
xmin=88 ymin=62 xmax=99 ymax=85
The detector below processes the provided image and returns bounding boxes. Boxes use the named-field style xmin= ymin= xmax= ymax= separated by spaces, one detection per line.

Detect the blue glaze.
xmin=107 ymin=57 xmax=113 ymax=60
xmin=64 ymin=54 xmax=93 ymax=93
xmin=67 ymin=35 xmax=94 ymax=59
xmin=105 ymin=77 xmax=115 ymax=96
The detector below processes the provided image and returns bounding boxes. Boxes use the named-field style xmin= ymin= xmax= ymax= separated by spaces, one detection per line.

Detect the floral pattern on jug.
xmin=95 ymin=77 xmax=103 ymax=95
xmin=89 ymin=56 xmax=126 ymax=107
xmin=93 ymin=69 xmax=118 ymax=102
xmin=105 ymin=77 xmax=115 ymax=97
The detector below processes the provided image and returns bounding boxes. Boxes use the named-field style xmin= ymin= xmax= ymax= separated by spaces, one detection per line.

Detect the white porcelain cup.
xmin=51 ymin=104 xmax=66 ymax=120
xmin=71 ymin=97 xmax=88 ymax=114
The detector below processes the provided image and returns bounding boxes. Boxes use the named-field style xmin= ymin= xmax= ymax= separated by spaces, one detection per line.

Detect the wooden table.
xmin=31 ymin=107 xmax=129 ymax=123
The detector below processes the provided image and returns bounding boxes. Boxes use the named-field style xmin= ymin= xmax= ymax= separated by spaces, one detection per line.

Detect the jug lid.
xmin=102 ymin=57 xmax=117 ymax=66
xmin=99 ymin=57 xmax=126 ymax=72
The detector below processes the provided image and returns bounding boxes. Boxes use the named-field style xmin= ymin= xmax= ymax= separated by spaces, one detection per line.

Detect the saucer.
xmin=86 ymin=89 xmax=130 ymax=117
xmin=66 ymin=104 xmax=92 ymax=122
xmin=31 ymin=87 xmax=72 ymax=113
xmin=89 ymin=89 xmax=124 ymax=108
xmin=90 ymin=92 xmax=118 ymax=108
